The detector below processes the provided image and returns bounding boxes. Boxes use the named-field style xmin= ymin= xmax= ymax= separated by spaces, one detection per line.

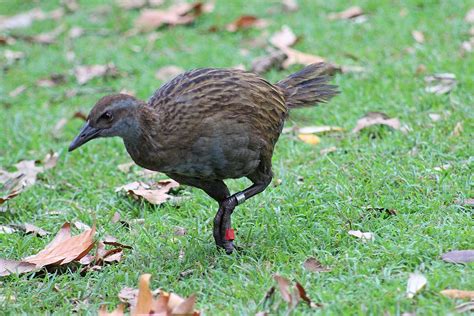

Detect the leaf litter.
xmin=424 ymin=73 xmax=456 ymax=95
xmin=352 ymin=112 xmax=408 ymax=134
xmin=406 ymin=273 xmax=427 ymax=298
xmin=115 ymin=179 xmax=180 ymax=205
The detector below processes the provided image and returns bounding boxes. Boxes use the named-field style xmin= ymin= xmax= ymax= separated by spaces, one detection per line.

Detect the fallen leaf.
xmin=4 ymin=49 xmax=25 ymax=64
xmin=273 ymin=275 xmax=321 ymax=310
xmin=433 ymin=163 xmax=451 ymax=172
xmin=281 ymin=0 xmax=298 ymax=12
xmin=428 ymin=113 xmax=441 ymax=122
xmin=269 ymin=25 xmax=297 ymax=49
xmin=441 ymin=250 xmax=474 ymax=264
xmin=465 ymin=8 xmax=474 ymax=23
xmin=295 ymin=282 xmax=322 ymax=308
xmin=406 ymin=273 xmax=427 ymax=298
xmin=424 ymin=73 xmax=456 ymax=95
xmin=68 ymin=26 xmax=84 ymax=39
xmin=456 ymin=301 xmax=474 ymax=313
xmin=451 ymin=121 xmax=463 ymax=137
xmin=116 ymin=179 xmax=180 ymax=205
xmin=226 ymin=15 xmax=267 ymax=32
xmin=296 ymin=126 xmax=344 ymax=134
xmin=440 ymin=289 xmax=474 ymax=300
xmin=281 ymin=47 xmax=325 ymax=68
xmin=73 ymin=221 xmax=91 ymax=231
xmin=303 ymin=257 xmax=331 ymax=272
xmin=135 ymin=2 xmax=212 ymax=32
xmin=42 ymin=151 xmax=59 ymax=170
xmin=328 ymin=6 xmax=364 ymax=20
xmin=274 ymin=275 xmax=292 ymax=304
xmin=37 ymin=73 xmax=66 ymax=87
xmin=455 ymin=198 xmax=474 ymax=207
xmin=74 ymin=64 xmax=119 ymax=85
xmin=411 ymin=30 xmax=425 ymax=43
xmin=52 ymin=118 xmax=68 ymax=138
xmin=117 ymin=0 xmax=164 ymax=10
xmin=460 ymin=38 xmax=474 ymax=56
xmin=0 ymin=225 xmax=16 ymax=234
xmin=99 ymin=304 xmax=125 ymax=316
xmin=112 ymin=212 xmax=121 ymax=223
xmin=319 ymin=146 xmax=337 ymax=155
xmin=8 ymin=85 xmax=26 ymax=98
xmin=348 ymin=230 xmax=375 ymax=241
xmin=174 ymin=226 xmax=187 ymax=236
xmin=0 ymin=222 xmax=95 ymax=276
xmin=155 ymin=65 xmax=184 ymax=81
xmin=352 ymin=112 xmax=403 ymax=133
xmin=250 ymin=49 xmax=287 ymax=74
xmin=0 ymin=8 xmax=63 ymax=31
xmin=28 ymin=25 xmax=65 ymax=44
xmin=297 ymin=134 xmax=320 ymax=145
xmin=10 ymin=223 xmax=49 ymax=236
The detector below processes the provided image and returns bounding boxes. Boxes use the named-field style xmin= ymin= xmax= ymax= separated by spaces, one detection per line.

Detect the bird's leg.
xmin=219 ymin=178 xmax=272 ymax=254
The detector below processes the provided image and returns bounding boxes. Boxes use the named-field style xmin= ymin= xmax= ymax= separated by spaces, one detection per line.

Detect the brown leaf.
xmin=303 ymin=257 xmax=331 ymax=272
xmin=42 ymin=151 xmax=59 ymax=170
xmin=274 ymin=275 xmax=292 ymax=303
xmin=328 ymin=6 xmax=364 ymax=20
xmin=28 ymin=25 xmax=65 ymax=44
xmin=451 ymin=121 xmax=463 ymax=137
xmin=9 ymin=85 xmax=26 ymax=98
xmin=281 ymin=47 xmax=325 ymax=68
xmin=441 ymin=250 xmax=474 ymax=264
xmin=440 ymin=289 xmax=474 ymax=300
xmin=465 ymin=8 xmax=474 ymax=23
xmin=73 ymin=221 xmax=91 ymax=231
xmin=112 ymin=211 xmax=121 ymax=223
xmin=10 ymin=223 xmax=49 ymax=236
xmin=295 ymin=126 xmax=344 ymax=134
xmin=250 ymin=49 xmax=287 ymax=74
xmin=424 ymin=73 xmax=456 ymax=95
xmin=319 ymin=146 xmax=337 ymax=155
xmin=74 ymin=64 xmax=119 ymax=85
xmin=406 ymin=273 xmax=427 ymax=298
xmin=295 ymin=282 xmax=321 ymax=308
xmin=455 ymin=198 xmax=474 ymax=207
xmin=0 ymin=259 xmax=36 ymax=276
xmin=117 ymin=162 xmax=135 ymax=173
xmin=172 ymin=294 xmax=197 ymax=314
xmin=226 ymin=15 xmax=267 ymax=32
xmin=455 ymin=301 xmax=474 ymax=313
xmin=352 ymin=112 xmax=403 ymax=133
xmin=118 ymin=287 xmax=139 ymax=307
xmin=68 ymin=26 xmax=84 ymax=39
xmin=0 ymin=225 xmax=16 ymax=234
xmin=270 ymin=25 xmax=297 ymax=49
xmin=116 ymin=179 xmax=180 ymax=205
xmin=411 ymin=30 xmax=425 ymax=43
xmin=4 ymin=49 xmax=25 ymax=64
xmin=155 ymin=65 xmax=184 ymax=81
xmin=117 ymin=0 xmax=164 ymax=10
xmin=174 ymin=226 xmax=187 ymax=236
xmin=348 ymin=230 xmax=375 ymax=241
xmin=297 ymin=134 xmax=320 ymax=145
xmin=135 ymin=2 xmax=212 ymax=32
xmin=99 ymin=304 xmax=125 ymax=316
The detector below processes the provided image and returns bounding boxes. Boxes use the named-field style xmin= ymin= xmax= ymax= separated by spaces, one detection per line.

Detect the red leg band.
xmin=225 ymin=228 xmax=235 ymax=241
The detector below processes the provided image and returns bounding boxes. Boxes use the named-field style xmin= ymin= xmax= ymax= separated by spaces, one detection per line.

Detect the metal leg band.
xmin=235 ymin=192 xmax=246 ymax=205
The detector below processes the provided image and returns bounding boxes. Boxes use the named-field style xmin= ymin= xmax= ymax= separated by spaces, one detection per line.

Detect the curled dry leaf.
xmin=99 ymin=304 xmax=125 ymax=316
xmin=251 ymin=49 xmax=287 ymax=74
xmin=273 ymin=275 xmax=320 ymax=310
xmin=282 ymin=47 xmax=325 ymax=69
xmin=406 ymin=273 xmax=427 ymax=298
xmin=74 ymin=64 xmax=119 ymax=85
xmin=441 ymin=250 xmax=474 ymax=264
xmin=440 ymin=289 xmax=474 ymax=300
xmin=0 ymin=222 xmax=95 ymax=276
xmin=352 ymin=112 xmax=404 ymax=133
xmin=37 ymin=73 xmax=66 ymax=88
xmin=4 ymin=49 xmax=25 ymax=64
xmin=135 ymin=2 xmax=213 ymax=32
xmin=297 ymin=134 xmax=320 ymax=145
xmin=0 ymin=225 xmax=16 ymax=234
xmin=348 ymin=230 xmax=375 ymax=241
xmin=328 ymin=6 xmax=364 ymax=20
xmin=226 ymin=15 xmax=268 ymax=32
xmin=456 ymin=301 xmax=474 ymax=313
xmin=155 ymin=65 xmax=184 ymax=81
xmin=73 ymin=221 xmax=91 ymax=231
xmin=303 ymin=257 xmax=331 ymax=272
xmin=8 ymin=85 xmax=26 ymax=98
xmin=451 ymin=121 xmax=463 ymax=137
xmin=281 ymin=0 xmax=299 ymax=12
xmin=27 ymin=25 xmax=65 ymax=44
xmin=117 ymin=0 xmax=164 ymax=10
xmin=424 ymin=73 xmax=456 ymax=95
xmin=455 ymin=198 xmax=474 ymax=207
xmin=9 ymin=223 xmax=49 ymax=236
xmin=411 ymin=30 xmax=425 ymax=43
xmin=0 ymin=8 xmax=63 ymax=31
xmin=116 ymin=179 xmax=180 ymax=205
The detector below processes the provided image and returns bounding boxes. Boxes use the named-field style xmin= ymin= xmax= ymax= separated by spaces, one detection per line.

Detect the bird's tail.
xmin=276 ymin=63 xmax=339 ymax=109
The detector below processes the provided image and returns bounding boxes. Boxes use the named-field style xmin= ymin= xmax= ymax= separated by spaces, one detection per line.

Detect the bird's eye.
xmin=101 ymin=111 xmax=112 ymax=120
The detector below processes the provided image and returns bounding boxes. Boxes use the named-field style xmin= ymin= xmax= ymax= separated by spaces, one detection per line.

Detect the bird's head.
xmin=68 ymin=94 xmax=143 ymax=152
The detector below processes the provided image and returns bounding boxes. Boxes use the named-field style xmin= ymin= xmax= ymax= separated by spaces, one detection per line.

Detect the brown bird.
xmin=69 ymin=63 xmax=338 ymax=253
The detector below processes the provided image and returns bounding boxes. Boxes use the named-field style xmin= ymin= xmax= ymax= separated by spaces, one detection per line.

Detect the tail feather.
xmin=276 ymin=63 xmax=339 ymax=109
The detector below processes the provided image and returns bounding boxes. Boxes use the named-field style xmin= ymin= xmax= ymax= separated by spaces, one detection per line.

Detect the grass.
xmin=1 ymin=0 xmax=473 ymax=314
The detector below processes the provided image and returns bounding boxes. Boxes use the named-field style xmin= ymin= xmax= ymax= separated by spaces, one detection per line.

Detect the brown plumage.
xmin=69 ymin=63 xmax=338 ymax=253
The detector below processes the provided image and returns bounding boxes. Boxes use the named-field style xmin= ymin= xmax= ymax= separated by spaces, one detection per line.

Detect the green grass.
xmin=1 ymin=0 xmax=473 ymax=314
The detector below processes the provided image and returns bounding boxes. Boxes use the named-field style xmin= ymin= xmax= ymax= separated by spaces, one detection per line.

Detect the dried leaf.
xmin=303 ymin=257 xmax=331 ymax=272
xmin=37 ymin=73 xmax=66 ymax=87
xmin=52 ymin=118 xmax=68 ymax=138
xmin=281 ymin=47 xmax=325 ymax=68
xmin=274 ymin=275 xmax=292 ymax=303
xmin=29 ymin=25 xmax=65 ymax=44
xmin=0 ymin=259 xmax=36 ymax=276
xmin=441 ymin=250 xmax=474 ymax=264
xmin=328 ymin=6 xmax=364 ymax=20
xmin=451 ymin=121 xmax=463 ymax=137
xmin=411 ymin=30 xmax=425 ymax=43
xmin=42 ymin=151 xmax=59 ymax=170
xmin=10 ymin=223 xmax=49 ymax=236
xmin=135 ymin=2 xmax=212 ymax=32
xmin=319 ymin=146 xmax=337 ymax=155
xmin=73 ymin=221 xmax=91 ymax=231
xmin=155 ymin=65 xmax=184 ymax=81
xmin=455 ymin=301 xmax=474 ymax=313
xmin=406 ymin=273 xmax=427 ymax=298
xmin=74 ymin=64 xmax=119 ymax=85
xmin=174 ymin=226 xmax=187 ymax=236
xmin=348 ymin=230 xmax=375 ymax=241
xmin=295 ymin=282 xmax=321 ymax=308
xmin=297 ymin=134 xmax=320 ymax=145
xmin=0 ymin=8 xmax=63 ymax=31
xmin=251 ymin=49 xmax=287 ymax=74
xmin=118 ymin=287 xmax=139 ymax=307
xmin=352 ymin=112 xmax=403 ymax=133
xmin=296 ymin=126 xmax=344 ymax=134
xmin=4 ymin=49 xmax=25 ymax=64
xmin=9 ymin=85 xmax=26 ymax=98
xmin=270 ymin=25 xmax=297 ymax=49
xmin=428 ymin=113 xmax=441 ymax=122
xmin=425 ymin=73 xmax=456 ymax=95
xmin=455 ymin=198 xmax=474 ymax=207
xmin=0 ymin=225 xmax=16 ymax=234
xmin=68 ymin=26 xmax=84 ymax=39
xmin=465 ymin=8 xmax=474 ymax=23
xmin=99 ymin=304 xmax=125 ymax=316
xmin=281 ymin=0 xmax=298 ymax=12
xmin=226 ymin=15 xmax=268 ymax=32
xmin=117 ymin=0 xmax=164 ymax=10
xmin=116 ymin=179 xmax=180 ymax=205
xmin=440 ymin=289 xmax=474 ymax=300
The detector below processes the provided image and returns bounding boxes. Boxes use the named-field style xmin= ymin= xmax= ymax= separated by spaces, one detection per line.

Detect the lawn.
xmin=1 ymin=0 xmax=473 ymax=314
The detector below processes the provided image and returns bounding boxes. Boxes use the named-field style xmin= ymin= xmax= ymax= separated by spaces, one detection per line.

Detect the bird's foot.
xmin=213 ymin=196 xmax=237 ymax=254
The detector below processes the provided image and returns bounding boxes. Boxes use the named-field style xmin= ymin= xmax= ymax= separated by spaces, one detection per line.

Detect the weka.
xmin=69 ymin=63 xmax=338 ymax=253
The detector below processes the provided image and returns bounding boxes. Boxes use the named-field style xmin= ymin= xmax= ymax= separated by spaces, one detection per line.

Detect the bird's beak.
xmin=68 ymin=121 xmax=101 ymax=152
